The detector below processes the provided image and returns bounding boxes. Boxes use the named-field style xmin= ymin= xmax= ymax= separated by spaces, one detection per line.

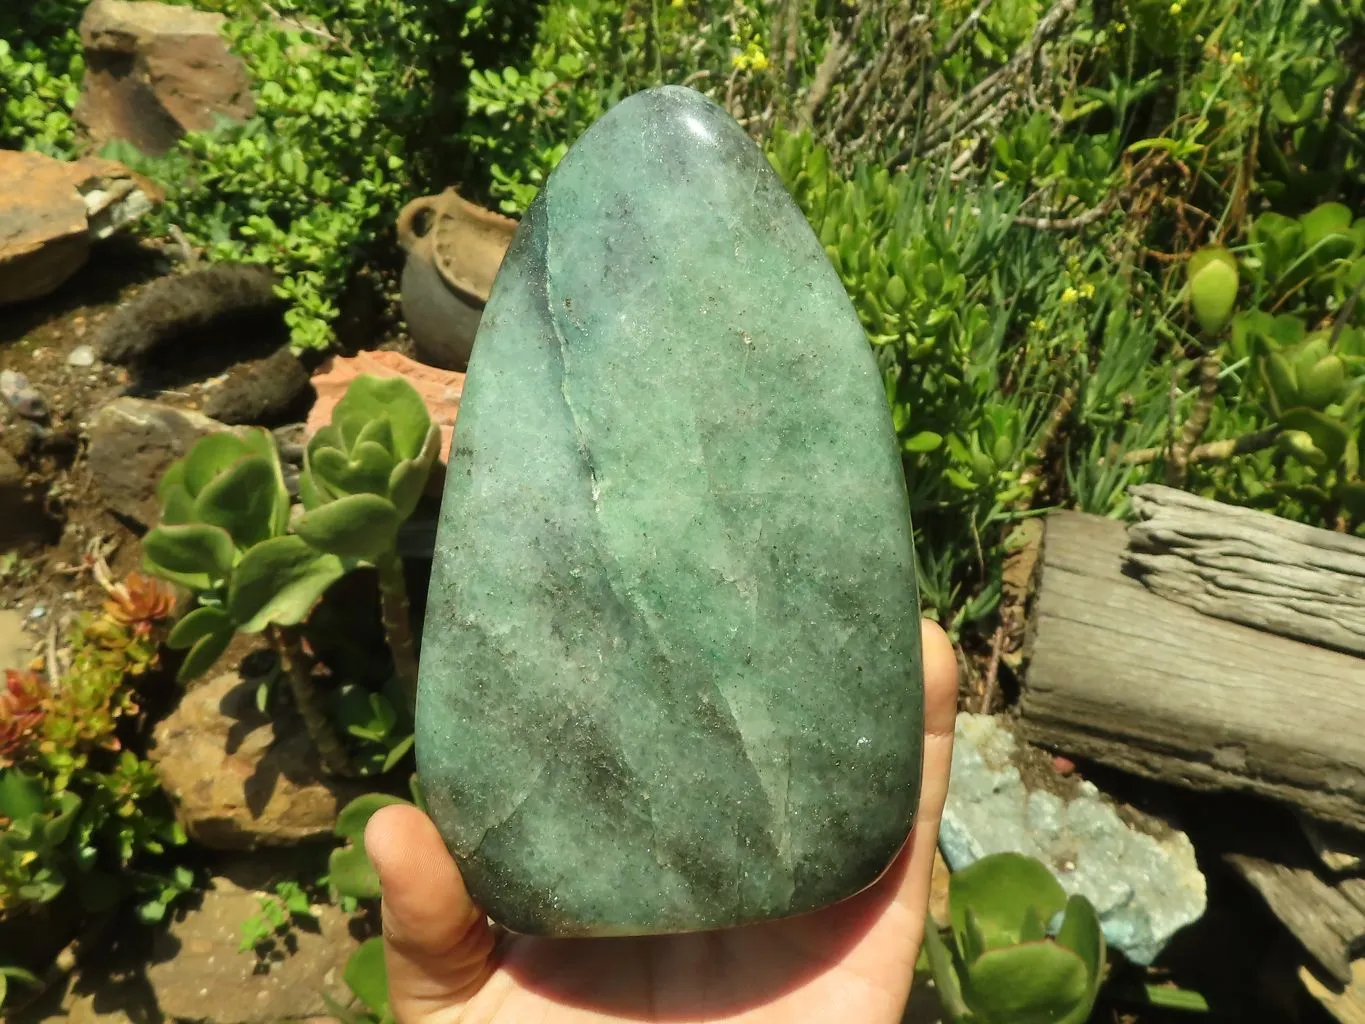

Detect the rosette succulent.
xmin=295 ymin=375 xmax=441 ymax=702
xmin=925 ymin=852 xmax=1106 ymax=1024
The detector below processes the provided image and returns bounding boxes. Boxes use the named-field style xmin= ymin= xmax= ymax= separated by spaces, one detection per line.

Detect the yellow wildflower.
xmin=1061 ymin=287 xmax=1080 ymax=304
xmin=1230 ymin=51 xmax=1244 ymax=65
xmin=1079 ymin=282 xmax=1096 ymax=299
xmin=1169 ymin=1 xmax=1182 ymax=13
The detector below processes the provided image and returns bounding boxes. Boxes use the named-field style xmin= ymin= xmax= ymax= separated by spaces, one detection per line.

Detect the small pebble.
xmin=0 ymin=369 xmax=48 ymax=421
xmin=28 ymin=605 xmax=46 ymax=621
xmin=67 ymin=344 xmax=96 ymax=367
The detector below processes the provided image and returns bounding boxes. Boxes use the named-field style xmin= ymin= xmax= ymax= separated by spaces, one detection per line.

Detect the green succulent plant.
xmin=143 ymin=430 xmax=346 ymax=684
xmin=924 ymin=852 xmax=1107 ymax=1024
xmin=296 ymin=375 xmax=441 ymax=704
xmin=296 ymin=375 xmax=441 ymax=559
xmin=142 ymin=428 xmax=355 ymax=774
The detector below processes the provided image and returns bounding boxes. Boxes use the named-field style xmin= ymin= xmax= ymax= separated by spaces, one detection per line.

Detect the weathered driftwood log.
xmin=1019 ymin=510 xmax=1365 ymax=831
xmin=1300 ymin=958 xmax=1365 ymax=1024
xmin=1126 ymin=484 xmax=1365 ymax=657
xmin=1224 ymin=853 xmax=1365 ymax=985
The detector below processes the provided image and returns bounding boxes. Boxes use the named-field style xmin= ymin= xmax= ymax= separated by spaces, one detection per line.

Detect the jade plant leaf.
xmin=334 ymin=375 xmax=431 ymax=460
xmin=167 ymin=606 xmax=237 ymax=683
xmin=295 ymin=494 xmax=402 ymax=560
xmin=962 ymin=940 xmax=1091 ymax=1024
xmin=342 ymin=937 xmax=391 ymax=1016
xmin=192 ymin=455 xmax=285 ymax=551
xmin=1279 ymin=408 xmax=1350 ymax=468
xmin=949 ymin=851 xmax=1068 ymax=954
xmin=228 ymin=535 xmax=347 ymax=633
xmin=143 ymin=523 xmax=236 ymax=591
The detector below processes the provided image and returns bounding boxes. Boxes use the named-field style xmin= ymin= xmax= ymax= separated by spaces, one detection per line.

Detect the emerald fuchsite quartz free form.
xmin=415 ymin=84 xmax=924 ymax=937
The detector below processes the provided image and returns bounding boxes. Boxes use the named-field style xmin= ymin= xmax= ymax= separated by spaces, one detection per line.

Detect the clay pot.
xmin=397 ymin=189 xmax=517 ymax=371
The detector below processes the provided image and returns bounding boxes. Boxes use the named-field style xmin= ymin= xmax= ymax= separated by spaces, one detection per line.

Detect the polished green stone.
xmin=415 ymin=85 xmax=923 ymax=938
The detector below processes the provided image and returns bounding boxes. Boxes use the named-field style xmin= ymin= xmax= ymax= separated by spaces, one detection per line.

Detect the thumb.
xmin=365 ymin=803 xmax=495 ymax=1021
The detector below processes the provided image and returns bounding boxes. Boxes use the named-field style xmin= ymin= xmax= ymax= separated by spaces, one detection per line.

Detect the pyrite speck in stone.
xmin=414 ymin=85 xmax=924 ymax=937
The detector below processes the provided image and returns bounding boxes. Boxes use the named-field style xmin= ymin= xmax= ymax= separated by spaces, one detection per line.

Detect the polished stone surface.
xmin=415 ymin=85 xmax=923 ymax=937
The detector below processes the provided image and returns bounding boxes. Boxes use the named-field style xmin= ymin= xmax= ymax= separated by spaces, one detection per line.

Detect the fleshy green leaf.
xmin=904 ymin=430 xmax=944 ymax=454
xmin=328 ymin=844 xmax=382 ymax=901
xmin=354 ymin=416 xmax=395 ymax=455
xmin=388 ymin=425 xmax=441 ymax=521
xmin=295 ymin=494 xmax=401 ymax=559
xmin=193 ymin=455 xmax=285 ymax=550
xmin=1279 ymin=408 xmax=1350 ymax=468
xmin=228 ymin=535 xmax=346 ymax=633
xmin=1054 ymin=894 xmax=1106 ymax=1024
xmin=1297 ymin=354 xmax=1348 ymax=409
xmin=335 ymin=793 xmax=411 ymax=842
xmin=949 ymin=852 xmax=1068 ymax=954
xmin=0 ymin=769 xmax=46 ymax=821
xmin=963 ymin=941 xmax=1091 ymax=1023
xmin=334 ymin=375 xmax=431 ymax=460
xmin=343 ymin=937 xmax=391 ymax=1016
xmin=177 ymin=626 xmax=234 ymax=684
xmin=182 ymin=433 xmax=253 ymax=496
xmin=167 ymin=605 xmax=234 ymax=651
xmin=142 ymin=524 xmax=236 ymax=591
xmin=922 ymin=921 xmax=970 ymax=1020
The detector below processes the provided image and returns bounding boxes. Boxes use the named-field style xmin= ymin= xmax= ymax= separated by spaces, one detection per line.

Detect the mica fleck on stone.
xmin=415 ymin=85 xmax=923 ymax=937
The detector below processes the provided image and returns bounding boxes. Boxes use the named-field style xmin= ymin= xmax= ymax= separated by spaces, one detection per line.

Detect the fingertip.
xmin=919 ymin=618 xmax=959 ymax=736
xmin=365 ymin=803 xmax=438 ymax=875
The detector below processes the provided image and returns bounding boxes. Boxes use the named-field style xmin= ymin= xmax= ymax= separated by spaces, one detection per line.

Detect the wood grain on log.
xmin=1019 ymin=510 xmax=1365 ymax=830
xmin=1225 ymin=854 xmax=1365 ymax=985
xmin=1301 ymin=958 xmax=1365 ymax=1024
xmin=1126 ymin=484 xmax=1365 ymax=657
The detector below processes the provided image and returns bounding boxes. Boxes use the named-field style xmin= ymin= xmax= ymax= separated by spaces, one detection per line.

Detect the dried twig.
xmin=894 ymin=0 xmax=995 ymax=128
xmin=890 ymin=0 xmax=1078 ymax=168
xmin=801 ymin=2 xmax=870 ymax=124
xmin=978 ymin=625 xmax=1006 ymax=715
xmin=1013 ymin=196 xmax=1118 ymax=231
xmin=832 ymin=18 xmax=913 ymax=139
xmin=1121 ymin=428 xmax=1281 ymax=467
xmin=1165 ymin=355 xmax=1220 ymax=486
xmin=1017 ymin=385 xmax=1077 ymax=504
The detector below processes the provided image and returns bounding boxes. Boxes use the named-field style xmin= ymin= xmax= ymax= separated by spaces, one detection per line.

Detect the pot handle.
xmin=397 ymin=195 xmax=440 ymax=253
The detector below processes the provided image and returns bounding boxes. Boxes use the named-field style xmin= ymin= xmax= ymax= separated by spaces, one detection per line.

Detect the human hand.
xmin=365 ymin=618 xmax=958 ymax=1023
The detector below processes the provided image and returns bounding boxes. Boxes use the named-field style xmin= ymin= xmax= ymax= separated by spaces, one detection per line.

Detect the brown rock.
xmin=76 ymin=0 xmax=256 ymax=156
xmin=143 ymin=860 xmax=360 ymax=1022
xmin=149 ymin=671 xmax=366 ymax=850
xmin=86 ymin=397 xmax=237 ymax=526
xmin=0 ymin=150 xmax=159 ymax=305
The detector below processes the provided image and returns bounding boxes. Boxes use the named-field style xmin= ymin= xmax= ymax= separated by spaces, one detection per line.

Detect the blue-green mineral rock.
xmin=415 ymin=85 xmax=923 ymax=937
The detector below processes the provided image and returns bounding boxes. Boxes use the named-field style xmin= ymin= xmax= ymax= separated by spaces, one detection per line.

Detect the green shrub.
xmin=0 ymin=1 xmax=85 ymax=155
